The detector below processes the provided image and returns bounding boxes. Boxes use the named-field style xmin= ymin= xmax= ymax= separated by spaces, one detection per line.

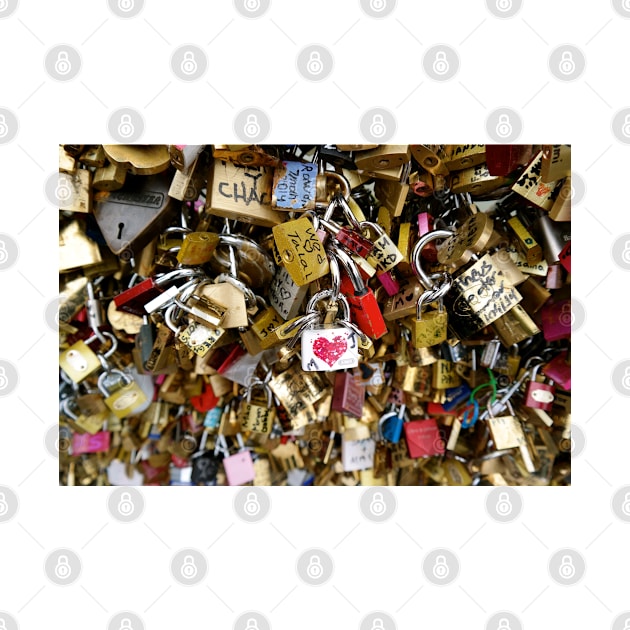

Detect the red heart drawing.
xmin=312 ymin=335 xmax=348 ymax=367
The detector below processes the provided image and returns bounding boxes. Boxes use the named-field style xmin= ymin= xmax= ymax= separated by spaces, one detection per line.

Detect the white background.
xmin=0 ymin=1 xmax=628 ymax=629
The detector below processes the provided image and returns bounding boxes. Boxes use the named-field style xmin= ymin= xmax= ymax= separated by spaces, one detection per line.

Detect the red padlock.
xmin=542 ymin=351 xmax=571 ymax=391
xmin=403 ymin=418 xmax=445 ymax=458
xmin=334 ymin=245 xmax=387 ymax=340
xmin=417 ymin=212 xmax=438 ymax=262
xmin=319 ymin=218 xmax=374 ymax=259
xmin=485 ymin=144 xmax=533 ymax=176
xmin=331 ymin=372 xmax=365 ymax=418
xmin=524 ymin=361 xmax=555 ymax=410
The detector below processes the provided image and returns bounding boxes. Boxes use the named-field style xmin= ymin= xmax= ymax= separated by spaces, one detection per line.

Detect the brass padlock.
xmin=205 ymin=159 xmax=283 ymax=227
xmin=98 ymin=369 xmax=148 ymax=419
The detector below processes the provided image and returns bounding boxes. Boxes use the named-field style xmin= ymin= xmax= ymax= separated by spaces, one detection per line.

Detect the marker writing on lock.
xmin=218 ymin=171 xmax=268 ymax=206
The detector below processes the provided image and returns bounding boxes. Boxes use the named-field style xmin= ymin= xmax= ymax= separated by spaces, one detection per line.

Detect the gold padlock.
xmin=98 ymin=369 xmax=148 ymax=419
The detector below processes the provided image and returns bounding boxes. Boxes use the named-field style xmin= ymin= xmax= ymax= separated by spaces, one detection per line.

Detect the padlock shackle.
xmin=329 ymin=242 xmax=366 ymax=294
xmin=411 ymin=229 xmax=454 ymax=289
xmin=97 ymin=368 xmax=132 ymax=398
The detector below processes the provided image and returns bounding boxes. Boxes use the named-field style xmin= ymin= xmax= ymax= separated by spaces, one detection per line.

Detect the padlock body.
xmin=340 ymin=274 xmax=387 ymax=339
xmin=331 ymin=372 xmax=365 ymax=418
xmin=409 ymin=311 xmax=448 ymax=348
xmin=176 ymin=232 xmax=219 ymax=265
xmin=524 ymin=381 xmax=555 ymax=411
xmin=301 ymin=325 xmax=359 ymax=372
xmin=59 ymin=340 xmax=101 ymax=383
xmin=104 ymin=381 xmax=148 ymax=419
xmin=273 ymin=217 xmax=329 ymax=286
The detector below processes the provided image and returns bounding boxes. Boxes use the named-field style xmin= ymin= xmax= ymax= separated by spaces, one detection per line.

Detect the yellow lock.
xmin=59 ymin=339 xmax=101 ymax=383
xmin=98 ymin=370 xmax=148 ymax=419
xmin=272 ymin=216 xmax=329 ymax=286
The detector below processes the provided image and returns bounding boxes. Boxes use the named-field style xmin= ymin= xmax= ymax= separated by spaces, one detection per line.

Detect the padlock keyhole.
xmin=117 ymin=222 xmax=124 ymax=239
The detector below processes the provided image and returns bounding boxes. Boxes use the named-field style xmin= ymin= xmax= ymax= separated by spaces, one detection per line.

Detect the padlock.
xmin=542 ymin=351 xmax=570 ymax=391
xmin=540 ymin=298 xmax=571 ymax=342
xmin=333 ymin=245 xmax=387 ymax=339
xmin=318 ymin=218 xmax=374 ymax=259
xmin=250 ymin=304 xmax=285 ymax=349
xmin=403 ymin=418 xmax=444 ymax=458
xmin=273 ymin=216 xmax=329 ymax=286
xmin=59 ymin=336 xmax=103 ymax=383
xmin=409 ymin=292 xmax=448 ymax=348
xmin=98 ymin=369 xmax=148 ymax=419
xmin=524 ymin=360 xmax=555 ymax=410
xmin=331 ymin=372 xmax=365 ymax=418
xmin=443 ymin=145 xmax=486 ymax=171
xmin=205 ymin=159 xmax=283 ymax=227
xmin=94 ymin=172 xmax=176 ymax=257
xmin=272 ymin=160 xmax=318 ymax=210
xmin=353 ymin=145 xmax=410 ymax=172
xmin=239 ymin=382 xmax=275 ymax=434
xmin=361 ymin=220 xmax=404 ymax=273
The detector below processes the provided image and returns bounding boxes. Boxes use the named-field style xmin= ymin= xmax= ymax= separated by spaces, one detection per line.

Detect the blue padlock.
xmin=442 ymin=383 xmax=471 ymax=412
xmin=204 ymin=406 xmax=223 ymax=429
xmin=380 ymin=404 xmax=406 ymax=444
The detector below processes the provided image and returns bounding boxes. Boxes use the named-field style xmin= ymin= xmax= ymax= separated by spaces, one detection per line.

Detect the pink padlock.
xmin=72 ymin=431 xmax=110 ymax=455
xmin=540 ymin=298 xmax=571 ymax=342
xmin=376 ymin=269 xmax=400 ymax=296
xmin=219 ymin=433 xmax=256 ymax=486
xmin=542 ymin=351 xmax=571 ymax=391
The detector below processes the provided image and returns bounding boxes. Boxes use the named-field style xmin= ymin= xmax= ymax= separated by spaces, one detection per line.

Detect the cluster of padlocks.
xmin=58 ymin=143 xmax=571 ymax=486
